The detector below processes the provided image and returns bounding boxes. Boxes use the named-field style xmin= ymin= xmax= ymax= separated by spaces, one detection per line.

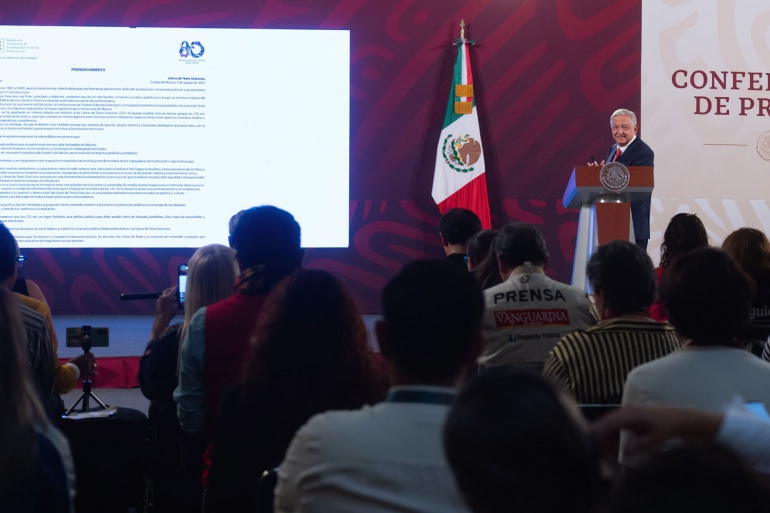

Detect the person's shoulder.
xmin=445 ymin=253 xmax=467 ymax=267
xmin=627 ymin=348 xmax=680 ymax=378
xmin=484 ymin=279 xmax=512 ymax=297
xmin=548 ymin=331 xmax=594 ymax=370
xmin=163 ymin=321 xmax=184 ymax=337
xmin=552 ymin=328 xmax=594 ymax=356
xmin=725 ymin=347 xmax=770 ymax=370
xmin=631 ymin=136 xmax=654 ymax=155
xmin=16 ymin=293 xmax=49 ymax=317
xmin=306 ymin=404 xmax=375 ymax=429
xmin=597 ymin=317 xmax=674 ymax=332
xmin=206 ymin=291 xmax=263 ymax=318
xmin=541 ymin=275 xmax=590 ymax=302
xmin=16 ymin=298 xmax=48 ymax=330
xmin=301 ymin=404 xmax=388 ymax=441
xmin=35 ymin=423 xmax=71 ymax=458
xmin=190 ymin=306 xmax=208 ymax=321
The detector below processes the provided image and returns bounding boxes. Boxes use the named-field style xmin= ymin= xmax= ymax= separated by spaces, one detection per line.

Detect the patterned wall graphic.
xmin=642 ymin=1 xmax=770 ymax=264
xmin=1 ymin=0 xmax=643 ymax=313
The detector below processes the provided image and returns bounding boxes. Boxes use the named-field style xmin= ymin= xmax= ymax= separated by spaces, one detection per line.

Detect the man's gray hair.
xmin=610 ymin=108 xmax=637 ymax=126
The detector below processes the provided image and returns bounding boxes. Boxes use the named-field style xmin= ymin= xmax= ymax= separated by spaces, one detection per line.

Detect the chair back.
xmin=578 ymin=404 xmax=621 ymax=422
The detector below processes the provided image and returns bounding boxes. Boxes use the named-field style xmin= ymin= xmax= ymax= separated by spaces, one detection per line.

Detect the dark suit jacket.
xmin=606 ymin=137 xmax=654 ymax=240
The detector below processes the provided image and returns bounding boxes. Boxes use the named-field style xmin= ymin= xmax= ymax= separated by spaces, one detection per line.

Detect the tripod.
xmin=65 ymin=327 xmax=108 ymax=415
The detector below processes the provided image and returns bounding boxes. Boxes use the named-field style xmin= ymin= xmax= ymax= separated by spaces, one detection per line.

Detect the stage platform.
xmin=55 ymin=314 xmax=382 ymax=388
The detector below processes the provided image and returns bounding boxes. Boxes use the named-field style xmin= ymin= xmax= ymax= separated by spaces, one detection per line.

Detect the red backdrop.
xmin=1 ymin=0 xmax=642 ymax=313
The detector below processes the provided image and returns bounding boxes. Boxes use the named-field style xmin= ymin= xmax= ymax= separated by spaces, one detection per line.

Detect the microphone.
xmin=120 ymin=292 xmax=163 ymax=301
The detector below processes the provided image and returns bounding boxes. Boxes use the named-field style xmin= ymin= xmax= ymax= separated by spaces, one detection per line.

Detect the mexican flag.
xmin=431 ymin=41 xmax=492 ymax=229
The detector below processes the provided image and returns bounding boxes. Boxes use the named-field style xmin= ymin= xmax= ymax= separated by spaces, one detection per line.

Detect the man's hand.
xmin=591 ymin=406 xmax=722 ymax=457
xmin=151 ymin=286 xmax=179 ymax=340
xmin=587 ymin=160 xmax=606 ymax=166
xmin=69 ymin=351 xmax=97 ymax=377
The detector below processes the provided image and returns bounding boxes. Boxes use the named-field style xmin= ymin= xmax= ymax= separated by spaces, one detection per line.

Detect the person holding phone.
xmin=138 ymin=244 xmax=239 ymax=513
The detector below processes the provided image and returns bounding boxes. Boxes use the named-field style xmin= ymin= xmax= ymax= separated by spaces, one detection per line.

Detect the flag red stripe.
xmin=436 ymin=174 xmax=491 ymax=229
xmin=464 ymin=43 xmax=473 ymax=85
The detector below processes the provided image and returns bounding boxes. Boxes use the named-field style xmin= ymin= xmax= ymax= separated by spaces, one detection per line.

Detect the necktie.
xmin=613 ymin=147 xmax=622 ymax=162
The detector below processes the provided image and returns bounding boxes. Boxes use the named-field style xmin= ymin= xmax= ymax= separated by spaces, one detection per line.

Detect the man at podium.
xmin=589 ymin=108 xmax=654 ymax=249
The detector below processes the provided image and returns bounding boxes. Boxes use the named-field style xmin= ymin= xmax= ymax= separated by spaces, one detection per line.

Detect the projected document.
xmin=0 ymin=26 xmax=350 ymax=248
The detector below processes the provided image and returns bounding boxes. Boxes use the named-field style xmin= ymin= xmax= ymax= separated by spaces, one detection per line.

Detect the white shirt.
xmin=617 ymin=135 xmax=637 ymax=153
xmin=623 ymin=346 xmax=770 ymax=411
xmin=480 ymin=264 xmax=592 ymax=369
xmin=275 ymin=386 xmax=470 ymax=513
xmin=621 ymin=346 xmax=770 ymax=465
xmin=719 ymin=400 xmax=770 ymax=474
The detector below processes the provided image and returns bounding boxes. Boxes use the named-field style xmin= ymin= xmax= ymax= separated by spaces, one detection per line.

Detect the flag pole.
xmin=432 ymin=19 xmax=491 ymax=229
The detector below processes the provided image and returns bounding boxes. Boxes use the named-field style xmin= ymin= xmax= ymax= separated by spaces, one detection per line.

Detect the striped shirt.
xmin=543 ymin=316 xmax=680 ymax=404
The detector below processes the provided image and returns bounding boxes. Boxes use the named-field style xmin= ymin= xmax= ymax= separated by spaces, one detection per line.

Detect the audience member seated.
xmin=138 ymin=244 xmax=239 ymax=513
xmin=0 ymin=288 xmax=76 ymax=513
xmin=443 ymin=368 xmax=609 ymax=513
xmin=480 ymin=223 xmax=593 ymax=371
xmin=439 ymin=207 xmax=482 ymax=267
xmin=275 ymin=259 xmax=484 ymax=513
xmin=0 ymin=222 xmax=57 ymax=422
xmin=722 ymin=227 xmax=770 ymax=356
xmin=466 ymin=229 xmax=502 ymax=289
xmin=649 ymin=213 xmax=708 ymax=321
xmin=174 ymin=206 xmax=303 ymax=482
xmin=1 ymin=223 xmax=94 ymax=401
xmin=603 ymin=445 xmax=770 ymax=513
xmin=206 ymin=270 xmax=385 ymax=513
xmin=12 ymin=255 xmax=50 ymax=306
xmin=594 ymin=404 xmax=770 ymax=474
xmin=544 ymin=240 xmax=680 ymax=404
xmin=622 ymin=248 xmax=770 ymax=463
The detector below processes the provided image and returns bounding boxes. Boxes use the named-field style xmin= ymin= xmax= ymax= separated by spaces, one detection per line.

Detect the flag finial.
xmin=454 ymin=19 xmax=474 ymax=45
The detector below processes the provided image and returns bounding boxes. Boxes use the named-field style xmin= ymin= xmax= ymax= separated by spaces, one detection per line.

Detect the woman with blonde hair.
xmin=0 ymin=287 xmax=75 ymax=512
xmin=138 ymin=244 xmax=240 ymax=513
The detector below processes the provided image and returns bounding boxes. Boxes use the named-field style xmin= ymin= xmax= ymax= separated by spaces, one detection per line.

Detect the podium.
xmin=563 ymin=165 xmax=654 ymax=290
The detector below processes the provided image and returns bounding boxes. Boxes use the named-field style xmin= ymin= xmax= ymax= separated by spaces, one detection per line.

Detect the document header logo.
xmin=178 ymin=40 xmax=204 ymax=59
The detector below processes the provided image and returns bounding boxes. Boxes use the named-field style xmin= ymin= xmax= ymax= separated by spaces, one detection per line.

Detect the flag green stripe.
xmin=442 ymin=44 xmax=475 ymax=128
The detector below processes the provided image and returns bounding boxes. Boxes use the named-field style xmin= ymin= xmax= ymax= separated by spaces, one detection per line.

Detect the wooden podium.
xmin=563 ymin=165 xmax=654 ymax=290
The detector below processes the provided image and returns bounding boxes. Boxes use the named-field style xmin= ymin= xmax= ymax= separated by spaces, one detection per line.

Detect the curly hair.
xmin=659 ymin=213 xmax=708 ymax=269
xmin=240 ymin=269 xmax=384 ymax=417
